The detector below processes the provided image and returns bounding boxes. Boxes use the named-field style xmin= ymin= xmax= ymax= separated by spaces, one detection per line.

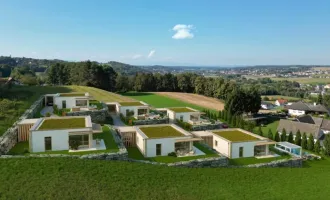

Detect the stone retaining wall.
xmin=230 ymin=157 xmax=303 ymax=168
xmin=66 ymin=103 xmax=108 ymax=123
xmin=192 ymin=123 xmax=222 ymax=131
xmin=0 ymin=96 xmax=44 ymax=155
xmin=133 ymin=118 xmax=169 ymax=125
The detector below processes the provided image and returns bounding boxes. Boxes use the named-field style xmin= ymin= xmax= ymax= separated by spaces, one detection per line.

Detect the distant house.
xmin=44 ymin=92 xmax=93 ymax=109
xmin=107 ymin=101 xmax=151 ymax=119
xmin=286 ymin=102 xmax=329 ymax=116
xmin=297 ymin=115 xmax=330 ymax=134
xmin=324 ymin=84 xmax=330 ymax=89
xmin=164 ymin=107 xmax=201 ymax=124
xmin=261 ymin=102 xmax=275 ymax=110
xmin=275 ymin=99 xmax=288 ymax=106
xmin=277 ymin=119 xmax=323 ymax=142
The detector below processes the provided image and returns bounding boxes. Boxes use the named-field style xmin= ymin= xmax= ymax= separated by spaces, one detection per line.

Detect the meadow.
xmin=270 ymin=77 xmax=330 ymax=84
xmin=0 ymin=158 xmax=330 ymax=200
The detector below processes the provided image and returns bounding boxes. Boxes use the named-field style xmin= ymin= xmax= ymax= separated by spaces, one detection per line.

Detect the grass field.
xmin=253 ymin=119 xmax=280 ymax=137
xmin=121 ymin=92 xmax=210 ymax=111
xmin=270 ymin=77 xmax=330 ymax=84
xmin=1 ymin=158 xmax=330 ymax=199
xmin=261 ymin=95 xmax=301 ymax=101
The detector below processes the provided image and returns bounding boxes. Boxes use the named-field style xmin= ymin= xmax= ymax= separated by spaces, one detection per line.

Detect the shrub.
xmin=267 ymin=129 xmax=273 ymax=140
xmin=69 ymin=139 xmax=80 ymax=150
xmin=263 ymin=96 xmax=270 ymax=101
xmin=307 ymin=134 xmax=314 ymax=151
xmin=301 ymin=133 xmax=307 ymax=149
xmin=45 ymin=112 xmax=51 ymax=117
xmin=168 ymin=152 xmax=177 ymax=157
xmin=295 ymin=130 xmax=302 ymax=146
xmin=274 ymin=132 xmax=280 ymax=142
xmin=314 ymin=139 xmax=321 ymax=154
xmin=288 ymin=131 xmax=294 ymax=143
xmin=281 ymin=128 xmax=287 ymax=141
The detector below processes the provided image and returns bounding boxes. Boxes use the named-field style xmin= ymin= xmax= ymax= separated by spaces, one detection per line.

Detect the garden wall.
xmin=66 ymin=103 xmax=108 ymax=123
xmin=230 ymin=158 xmax=303 ymax=168
xmin=0 ymin=96 xmax=44 ymax=155
xmin=133 ymin=118 xmax=169 ymax=125
xmin=192 ymin=123 xmax=222 ymax=131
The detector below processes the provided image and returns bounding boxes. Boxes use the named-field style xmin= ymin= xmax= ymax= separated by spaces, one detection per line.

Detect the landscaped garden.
xmin=127 ymin=142 xmax=219 ymax=163
xmin=8 ymin=126 xmax=119 ymax=155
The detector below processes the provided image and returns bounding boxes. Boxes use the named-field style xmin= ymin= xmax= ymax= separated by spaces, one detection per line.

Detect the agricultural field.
xmin=261 ymin=95 xmax=301 ymax=101
xmin=1 ymin=158 xmax=330 ymax=199
xmin=156 ymin=92 xmax=224 ymax=111
xmin=270 ymin=77 xmax=330 ymax=84
xmin=121 ymin=92 xmax=217 ymax=111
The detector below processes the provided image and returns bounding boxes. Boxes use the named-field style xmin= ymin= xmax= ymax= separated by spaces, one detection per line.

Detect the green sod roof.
xmin=119 ymin=102 xmax=144 ymax=106
xmin=212 ymin=130 xmax=260 ymax=142
xmin=168 ymin=107 xmax=195 ymax=112
xmin=58 ymin=93 xmax=86 ymax=97
xmin=139 ymin=126 xmax=184 ymax=138
xmin=38 ymin=118 xmax=86 ymax=130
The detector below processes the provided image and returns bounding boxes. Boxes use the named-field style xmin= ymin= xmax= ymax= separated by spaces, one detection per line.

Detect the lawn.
xmin=1 ymin=158 xmax=330 ymax=199
xmin=121 ymin=92 xmax=209 ymax=111
xmin=229 ymin=155 xmax=291 ymax=166
xmin=139 ymin=125 xmax=184 ymax=138
xmin=9 ymin=126 xmax=119 ymax=155
xmin=127 ymin=142 xmax=219 ymax=163
xmin=254 ymin=119 xmax=280 ymax=137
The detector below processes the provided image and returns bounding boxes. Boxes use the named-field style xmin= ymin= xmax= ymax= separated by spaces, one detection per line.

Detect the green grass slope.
xmin=0 ymin=158 xmax=330 ymax=200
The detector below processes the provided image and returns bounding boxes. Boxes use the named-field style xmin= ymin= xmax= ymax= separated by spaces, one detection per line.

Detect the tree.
xmin=281 ymin=128 xmax=287 ymax=141
xmin=274 ymin=132 xmax=280 ymax=142
xmin=115 ymin=74 xmax=130 ymax=92
xmin=301 ymin=132 xmax=307 ymax=149
xmin=257 ymin=126 xmax=263 ymax=136
xmin=323 ymin=134 xmax=330 ymax=156
xmin=307 ymin=134 xmax=314 ymax=151
xmin=267 ymin=129 xmax=273 ymax=140
xmin=317 ymin=93 xmax=323 ymax=105
xmin=295 ymin=130 xmax=302 ymax=146
xmin=288 ymin=131 xmax=294 ymax=143
xmin=314 ymin=139 xmax=321 ymax=154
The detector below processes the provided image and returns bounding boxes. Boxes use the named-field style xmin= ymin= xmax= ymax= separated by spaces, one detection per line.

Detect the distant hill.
xmin=107 ymin=61 xmax=150 ymax=75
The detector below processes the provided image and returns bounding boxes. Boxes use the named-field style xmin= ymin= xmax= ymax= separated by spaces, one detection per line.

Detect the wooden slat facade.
xmin=18 ymin=123 xmax=35 ymax=142
xmin=200 ymin=136 xmax=213 ymax=148
xmin=120 ymin=132 xmax=136 ymax=147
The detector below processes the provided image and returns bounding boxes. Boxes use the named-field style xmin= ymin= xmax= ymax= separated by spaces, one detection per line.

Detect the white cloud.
xmin=132 ymin=54 xmax=143 ymax=59
xmin=147 ymin=50 xmax=156 ymax=58
xmin=172 ymin=24 xmax=195 ymax=39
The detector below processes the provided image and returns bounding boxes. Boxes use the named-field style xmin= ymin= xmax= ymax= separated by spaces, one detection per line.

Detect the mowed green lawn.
xmin=121 ymin=92 xmax=208 ymax=111
xmin=254 ymin=119 xmax=280 ymax=137
xmin=1 ymin=158 xmax=330 ymax=199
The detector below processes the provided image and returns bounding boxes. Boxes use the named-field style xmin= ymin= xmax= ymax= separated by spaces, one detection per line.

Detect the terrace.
xmin=119 ymin=101 xmax=145 ymax=106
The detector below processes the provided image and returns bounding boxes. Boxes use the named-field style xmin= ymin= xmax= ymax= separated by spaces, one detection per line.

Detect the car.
xmin=222 ymin=123 xmax=228 ymax=128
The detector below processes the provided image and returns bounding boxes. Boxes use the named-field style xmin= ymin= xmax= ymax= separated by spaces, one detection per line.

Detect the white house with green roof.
xmin=44 ymin=92 xmax=93 ymax=109
xmin=164 ymin=107 xmax=201 ymax=124
xmin=28 ymin=116 xmax=103 ymax=152
xmin=107 ymin=101 xmax=150 ymax=119
xmin=192 ymin=128 xmax=276 ymax=158
xmin=117 ymin=124 xmax=203 ymax=157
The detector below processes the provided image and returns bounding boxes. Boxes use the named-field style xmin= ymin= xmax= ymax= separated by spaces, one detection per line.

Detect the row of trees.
xmin=257 ymin=128 xmax=322 ymax=154
xmin=47 ymin=61 xmax=117 ymax=91
xmin=116 ymin=73 xmax=261 ymax=114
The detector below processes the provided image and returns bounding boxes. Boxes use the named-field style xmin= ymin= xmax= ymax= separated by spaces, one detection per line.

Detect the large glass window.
xmin=138 ymin=109 xmax=148 ymax=115
xmin=69 ymin=135 xmax=89 ymax=146
xmin=76 ymin=100 xmax=88 ymax=107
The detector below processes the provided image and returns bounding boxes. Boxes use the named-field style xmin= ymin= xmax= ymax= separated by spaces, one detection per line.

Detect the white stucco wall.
xmin=145 ymin=138 xmax=175 ymax=157
xmin=213 ymin=136 xmax=230 ymax=157
xmin=117 ymin=105 xmax=149 ymax=118
xmin=30 ymin=130 xmax=69 ymax=152
xmin=288 ymin=109 xmax=305 ymax=116
xmin=136 ymin=132 xmax=145 ymax=155
xmin=167 ymin=111 xmax=200 ymax=123
xmin=54 ymin=97 xmax=76 ymax=109
xmin=231 ymin=142 xmax=256 ymax=159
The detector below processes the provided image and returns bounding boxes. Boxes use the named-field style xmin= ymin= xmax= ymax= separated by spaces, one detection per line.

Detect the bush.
xmin=168 ymin=152 xmax=177 ymax=157
xmin=263 ymin=96 xmax=270 ymax=101
xmin=45 ymin=112 xmax=51 ymax=117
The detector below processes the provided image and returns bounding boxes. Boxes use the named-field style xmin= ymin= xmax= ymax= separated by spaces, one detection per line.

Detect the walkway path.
xmin=40 ymin=106 xmax=56 ymax=117
xmin=110 ymin=113 xmax=126 ymax=127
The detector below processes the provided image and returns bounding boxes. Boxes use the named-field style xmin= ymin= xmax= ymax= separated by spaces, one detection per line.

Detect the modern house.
xmin=163 ymin=107 xmax=201 ymax=124
xmin=261 ymin=101 xmax=275 ymax=110
xmin=107 ymin=101 xmax=150 ymax=119
xmin=117 ymin=124 xmax=203 ymax=157
xmin=277 ymin=119 xmax=323 ymax=142
xmin=44 ymin=92 xmax=94 ymax=110
xmin=286 ymin=101 xmax=329 ymax=116
xmin=192 ymin=128 xmax=276 ymax=158
xmin=18 ymin=116 xmax=103 ymax=153
xmin=275 ymin=99 xmax=288 ymax=106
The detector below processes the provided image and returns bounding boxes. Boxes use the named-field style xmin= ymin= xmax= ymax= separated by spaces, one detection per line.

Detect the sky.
xmin=0 ymin=0 xmax=330 ymax=66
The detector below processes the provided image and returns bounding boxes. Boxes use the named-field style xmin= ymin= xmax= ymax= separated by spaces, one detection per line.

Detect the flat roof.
xmin=212 ymin=130 xmax=260 ymax=142
xmin=38 ymin=118 xmax=86 ymax=130
xmin=277 ymin=141 xmax=301 ymax=149
xmin=191 ymin=131 xmax=214 ymax=137
xmin=18 ymin=118 xmax=40 ymax=125
xmin=139 ymin=125 xmax=184 ymax=138
xmin=168 ymin=107 xmax=196 ymax=113
xmin=58 ymin=93 xmax=87 ymax=97
xmin=119 ymin=102 xmax=145 ymax=106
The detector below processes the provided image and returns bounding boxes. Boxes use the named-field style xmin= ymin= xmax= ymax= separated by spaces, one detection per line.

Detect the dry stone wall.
xmin=66 ymin=103 xmax=108 ymax=123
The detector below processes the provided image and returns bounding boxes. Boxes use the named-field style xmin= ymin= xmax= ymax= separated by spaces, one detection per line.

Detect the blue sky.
xmin=1 ymin=0 xmax=330 ymax=66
